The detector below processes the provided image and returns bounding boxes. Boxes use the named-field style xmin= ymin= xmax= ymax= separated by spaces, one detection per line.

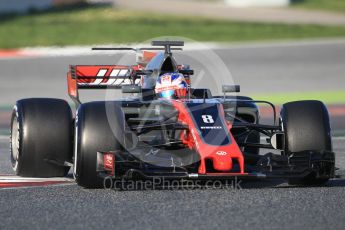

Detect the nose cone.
xmin=212 ymin=155 xmax=233 ymax=171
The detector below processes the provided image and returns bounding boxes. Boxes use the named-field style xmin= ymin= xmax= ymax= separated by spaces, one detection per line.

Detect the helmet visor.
xmin=159 ymin=89 xmax=175 ymax=99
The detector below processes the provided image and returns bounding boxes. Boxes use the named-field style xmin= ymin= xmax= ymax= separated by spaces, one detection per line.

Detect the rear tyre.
xmin=280 ymin=100 xmax=334 ymax=185
xmin=75 ymin=102 xmax=124 ymax=188
xmin=10 ymin=98 xmax=73 ymax=177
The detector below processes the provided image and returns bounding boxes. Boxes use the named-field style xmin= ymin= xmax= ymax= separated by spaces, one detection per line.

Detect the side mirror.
xmin=122 ymin=85 xmax=141 ymax=93
xmin=222 ymin=85 xmax=240 ymax=93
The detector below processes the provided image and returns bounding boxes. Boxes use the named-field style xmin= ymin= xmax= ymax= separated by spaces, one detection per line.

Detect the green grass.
xmin=252 ymin=90 xmax=345 ymax=105
xmin=1 ymin=6 xmax=345 ymax=48
xmin=293 ymin=0 xmax=345 ymax=13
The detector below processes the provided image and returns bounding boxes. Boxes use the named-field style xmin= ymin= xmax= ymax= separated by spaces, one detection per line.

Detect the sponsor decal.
xmin=103 ymin=154 xmax=114 ymax=172
xmin=216 ymin=151 xmax=227 ymax=156
xmin=200 ymin=126 xmax=222 ymax=129
xmin=78 ymin=68 xmax=140 ymax=86
xmin=155 ymin=85 xmax=180 ymax=93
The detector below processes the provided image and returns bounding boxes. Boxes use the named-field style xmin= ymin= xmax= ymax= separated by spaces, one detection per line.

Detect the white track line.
xmin=0 ymin=176 xmax=74 ymax=183
xmin=0 ymin=182 xmax=76 ymax=190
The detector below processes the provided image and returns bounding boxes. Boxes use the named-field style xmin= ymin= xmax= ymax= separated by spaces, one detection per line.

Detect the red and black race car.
xmin=10 ymin=41 xmax=335 ymax=188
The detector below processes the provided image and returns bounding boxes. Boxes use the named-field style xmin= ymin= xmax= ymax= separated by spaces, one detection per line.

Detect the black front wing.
xmin=96 ymin=150 xmax=335 ymax=181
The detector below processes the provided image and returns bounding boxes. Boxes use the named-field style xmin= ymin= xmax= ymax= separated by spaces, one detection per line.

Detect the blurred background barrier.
xmin=0 ymin=0 xmax=52 ymax=14
xmin=53 ymin=0 xmax=87 ymax=6
xmin=0 ymin=0 xmax=86 ymax=14
xmin=225 ymin=0 xmax=290 ymax=7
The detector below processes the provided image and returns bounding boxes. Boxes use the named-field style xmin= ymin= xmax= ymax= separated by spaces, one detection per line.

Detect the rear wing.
xmin=67 ymin=65 xmax=144 ymax=106
xmin=67 ymin=64 xmax=194 ymax=106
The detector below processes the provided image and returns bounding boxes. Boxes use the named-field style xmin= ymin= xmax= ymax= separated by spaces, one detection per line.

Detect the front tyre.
xmin=280 ymin=100 xmax=334 ymax=185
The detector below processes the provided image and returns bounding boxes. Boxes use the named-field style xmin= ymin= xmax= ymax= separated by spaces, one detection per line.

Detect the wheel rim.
xmin=10 ymin=114 xmax=20 ymax=171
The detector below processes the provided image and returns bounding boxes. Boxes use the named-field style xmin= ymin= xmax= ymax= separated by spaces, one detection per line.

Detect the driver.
xmin=155 ymin=73 xmax=188 ymax=99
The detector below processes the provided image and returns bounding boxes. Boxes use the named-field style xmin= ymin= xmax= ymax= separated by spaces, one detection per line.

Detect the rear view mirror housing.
xmin=222 ymin=85 xmax=240 ymax=93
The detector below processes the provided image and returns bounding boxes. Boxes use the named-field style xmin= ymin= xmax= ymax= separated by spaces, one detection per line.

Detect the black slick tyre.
xmin=10 ymin=98 xmax=73 ymax=177
xmin=280 ymin=100 xmax=334 ymax=185
xmin=75 ymin=101 xmax=124 ymax=188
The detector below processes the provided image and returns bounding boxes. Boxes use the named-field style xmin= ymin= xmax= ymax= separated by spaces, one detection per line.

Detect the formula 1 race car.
xmin=10 ymin=41 xmax=335 ymax=188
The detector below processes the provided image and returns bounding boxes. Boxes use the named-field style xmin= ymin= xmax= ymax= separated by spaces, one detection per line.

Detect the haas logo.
xmin=216 ymin=151 xmax=227 ymax=156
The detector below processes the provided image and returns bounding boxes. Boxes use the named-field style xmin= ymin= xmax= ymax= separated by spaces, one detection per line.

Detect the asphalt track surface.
xmin=0 ymin=39 xmax=345 ymax=105
xmin=0 ymin=40 xmax=345 ymax=229
xmin=0 ymin=137 xmax=345 ymax=230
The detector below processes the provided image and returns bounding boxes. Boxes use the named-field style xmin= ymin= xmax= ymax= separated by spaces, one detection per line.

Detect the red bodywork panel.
xmin=171 ymin=100 xmax=245 ymax=174
xmin=67 ymin=72 xmax=77 ymax=99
